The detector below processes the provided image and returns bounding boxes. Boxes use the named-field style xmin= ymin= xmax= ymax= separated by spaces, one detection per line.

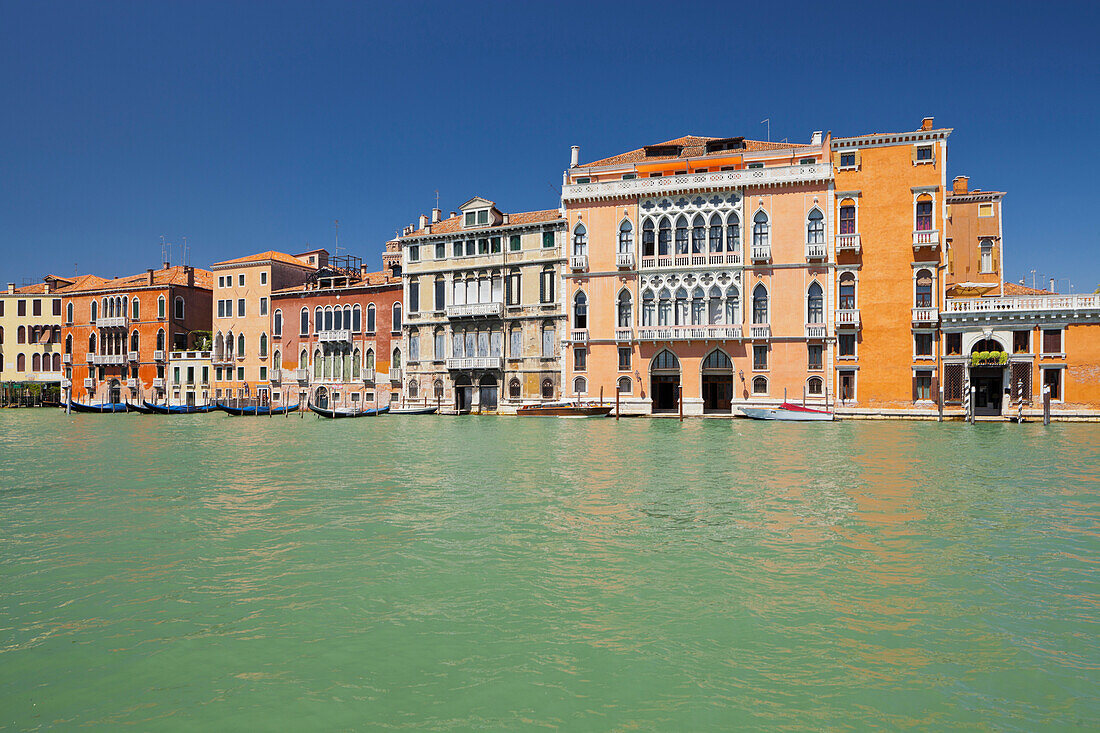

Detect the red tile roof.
xmin=60 ymin=266 xmax=213 ymax=293
xmin=1002 ymin=282 xmax=1054 ymax=296
xmin=578 ymin=135 xmax=813 ymax=168
xmin=400 ymin=208 xmax=561 ymax=239
xmin=213 ymin=250 xmax=315 ymax=268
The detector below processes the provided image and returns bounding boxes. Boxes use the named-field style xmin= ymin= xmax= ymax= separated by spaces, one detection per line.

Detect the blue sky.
xmin=2 ymin=1 xmax=1098 ymax=291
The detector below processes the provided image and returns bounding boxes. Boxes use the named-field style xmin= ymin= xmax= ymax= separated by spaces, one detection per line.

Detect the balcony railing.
xmin=269 ymin=369 xmax=281 ymax=383
xmin=445 ymin=356 xmax=504 ymax=371
xmin=639 ymin=252 xmax=741 ymax=269
xmin=126 ymin=378 xmax=138 ymax=390
xmin=154 ymin=350 xmax=165 ymax=362
xmin=97 ymin=316 xmax=128 ymax=328
xmin=615 ymin=328 xmax=633 ymax=342
xmin=62 ymin=353 xmax=72 ymax=364
xmin=562 ymin=163 xmax=833 ymax=202
xmin=569 ymin=254 xmax=588 ymax=272
xmin=388 ymin=368 xmax=402 ymax=382
xmin=805 ymin=242 xmax=827 ymax=260
xmin=295 ymin=368 xmax=310 ymax=383
xmin=837 ymin=233 xmax=861 ymax=253
xmin=445 ymin=302 xmax=504 ymax=319
xmin=317 ymin=328 xmax=351 ymax=343
xmin=85 ymin=352 xmax=95 ymax=362
xmin=93 ymin=353 xmax=126 ymax=366
xmin=127 ymin=351 xmax=138 ymax=362
xmin=152 ymin=378 xmax=164 ymax=389
xmin=750 ymin=325 xmax=771 ymax=339
xmin=616 ymin=252 xmax=635 ymax=269
xmin=944 ymin=293 xmax=1100 ymax=315
xmin=571 ymin=329 xmax=589 ymax=344
xmin=637 ymin=326 xmax=743 ymax=341
xmin=805 ymin=324 xmax=827 ymax=339
xmin=912 ymin=307 xmax=939 ymax=324
xmin=83 ymin=378 xmax=95 ymax=388
xmin=912 ymin=229 xmax=940 ymax=248
xmin=750 ymin=245 xmax=771 ymax=262
xmin=835 ymin=309 xmax=861 ymax=327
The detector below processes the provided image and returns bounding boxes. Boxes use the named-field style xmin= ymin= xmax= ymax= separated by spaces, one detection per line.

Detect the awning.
xmin=947 ymin=282 xmax=998 ymax=297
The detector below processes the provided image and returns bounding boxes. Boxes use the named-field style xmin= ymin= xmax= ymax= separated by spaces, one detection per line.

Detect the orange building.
xmin=59 ymin=265 xmax=213 ymax=404
xmin=561 ymin=133 xmax=836 ymax=414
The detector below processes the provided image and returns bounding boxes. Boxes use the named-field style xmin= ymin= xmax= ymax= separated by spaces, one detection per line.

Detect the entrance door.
xmin=108 ymin=380 xmax=121 ymax=404
xmin=315 ymin=387 xmax=329 ymax=409
xmin=702 ymin=374 xmax=733 ymax=413
xmin=972 ymin=367 xmax=1004 ymax=416
xmin=186 ymin=392 xmax=195 ymax=407
xmin=651 ymin=375 xmax=680 ymax=412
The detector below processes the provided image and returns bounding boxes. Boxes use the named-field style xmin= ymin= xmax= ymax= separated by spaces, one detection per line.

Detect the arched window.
xmin=839 ymin=199 xmax=856 ymax=234
xmin=916 ymin=194 xmax=933 ymax=231
xmin=727 ymin=212 xmax=741 ymax=251
xmin=130 ymin=330 xmax=139 ymax=352
xmin=90 ymin=300 xmax=98 ymax=322
xmin=707 ymin=286 xmax=723 ymax=325
xmin=259 ymin=333 xmax=268 ymax=357
xmin=807 ymin=282 xmax=824 ymax=324
xmin=32 ymin=353 xmax=41 ymax=371
xmin=709 ymin=214 xmax=723 ymax=252
xmin=657 ymin=289 xmax=672 ymax=326
xmin=214 ymin=332 xmax=224 ymax=360
xmin=392 ymin=303 xmax=402 ymax=332
xmin=324 ymin=307 xmax=333 ymax=332
xmin=314 ymin=348 xmax=323 ymax=378
xmin=273 ymin=309 xmax=282 ymax=337
xmin=691 ymin=287 xmax=705 ymax=325
xmin=808 ymin=377 xmax=823 ymax=395
xmin=156 ymin=329 xmax=166 ymax=351
xmin=691 ymin=215 xmax=705 ymax=253
xmin=642 ymin=219 xmax=656 ymax=257
xmin=89 ymin=332 xmax=96 ymax=353
xmin=352 ymin=349 xmax=361 ymax=379
xmin=17 ymin=354 xmax=25 ymax=371
xmin=314 ymin=307 xmax=322 ymax=334
xmin=434 ymin=379 xmax=444 ymax=399
xmin=916 ymin=269 xmax=934 ymax=308
xmin=753 ymin=210 xmax=770 ymax=248
xmin=66 ymin=301 xmax=74 ymax=323
xmin=652 ymin=349 xmax=680 ymax=371
xmin=752 ymin=284 xmax=768 ymax=324
xmin=408 ymin=379 xmax=419 ymax=398
xmin=807 ymin=208 xmax=824 ymax=244
xmin=572 ymin=223 xmax=587 ymax=256
xmin=174 ymin=296 xmax=185 ymax=320
xmin=300 ymin=307 xmax=309 ymax=335
xmin=333 ymin=306 xmax=342 ymax=331
xmin=752 ymin=376 xmax=768 ymax=394
xmin=618 ymin=220 xmax=633 ymax=254
xmin=674 ymin=287 xmax=689 ymax=326
xmin=226 ymin=331 xmax=234 ymax=357
xmin=839 ymin=273 xmax=856 ymax=310
xmin=237 ymin=333 xmax=245 ymax=356
xmin=508 ymin=378 xmax=521 ymax=399
xmin=352 ymin=305 xmax=361 ymax=332
xmin=65 ymin=334 xmax=72 ymax=354
xmin=541 ymin=379 xmax=554 ymax=399
xmin=658 ymin=217 xmax=671 ymax=256
xmin=17 ymin=326 xmax=25 ymax=344
xmin=132 ymin=297 xmax=139 ymax=320
xmin=617 ymin=290 xmax=632 ymax=328
xmin=641 ymin=290 xmax=655 ymax=327
xmin=702 ymin=350 xmax=733 ymax=370
xmin=273 ymin=349 xmax=281 ymax=368
xmin=573 ymin=291 xmax=587 ymax=329
xmin=392 ymin=347 xmax=401 ymax=369
xmin=106 ymin=298 xmax=113 ymax=318
xmin=674 ymin=215 xmax=689 ymax=254
xmin=573 ymin=376 xmax=588 ymax=395
xmin=157 ymin=295 xmax=165 ymax=319
xmin=367 ymin=304 xmax=376 ymax=333
xmin=52 ymin=353 xmax=61 ymax=371
xmin=617 ymin=376 xmax=632 ymax=394
xmin=299 ymin=349 xmax=307 ymax=370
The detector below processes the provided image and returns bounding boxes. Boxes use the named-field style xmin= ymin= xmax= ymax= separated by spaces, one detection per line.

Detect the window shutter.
xmin=931 ymin=375 xmax=939 ymax=402
xmin=911 ymin=145 xmax=918 ymax=164
xmin=832 ymin=151 xmax=841 ymax=167
xmin=912 ymin=375 xmax=919 ymax=402
xmin=539 ymin=273 xmax=546 ymax=303
xmin=853 ymin=150 xmax=861 ymax=168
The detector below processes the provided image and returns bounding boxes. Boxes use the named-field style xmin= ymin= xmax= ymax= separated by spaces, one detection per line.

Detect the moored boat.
xmin=143 ymin=401 xmax=218 ymax=415
xmin=217 ymin=403 xmax=300 ymax=416
xmin=387 ymin=406 xmax=438 ymax=415
xmin=307 ymin=403 xmax=389 ymax=419
xmin=516 ymin=401 xmax=614 ymax=418
xmin=67 ymin=400 xmax=129 ymax=414
xmin=740 ymin=402 xmax=834 ymax=422
xmin=126 ymin=401 xmax=157 ymax=414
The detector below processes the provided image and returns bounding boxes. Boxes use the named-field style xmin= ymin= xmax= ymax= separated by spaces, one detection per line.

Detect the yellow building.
xmin=1 ymin=278 xmax=69 ymax=402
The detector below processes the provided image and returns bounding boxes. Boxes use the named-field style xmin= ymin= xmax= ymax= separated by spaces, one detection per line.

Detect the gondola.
xmin=125 ymin=401 xmax=157 ymax=414
xmin=516 ymin=401 xmax=614 ymax=417
xmin=308 ymin=403 xmax=390 ymax=419
xmin=143 ymin=401 xmax=218 ymax=415
xmin=387 ymin=406 xmax=438 ymax=415
xmin=216 ymin=402 xmax=300 ymax=416
xmin=67 ymin=400 xmax=129 ymax=414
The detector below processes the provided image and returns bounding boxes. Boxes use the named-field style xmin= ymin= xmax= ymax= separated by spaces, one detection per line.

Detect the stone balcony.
xmin=126 ymin=378 xmax=138 ymax=390
xmin=911 ymin=307 xmax=939 ymax=324
xmin=912 ymin=229 xmax=940 ymax=249
xmin=445 ymin=302 xmax=504 ymax=319
xmin=639 ymin=252 xmax=741 ymax=269
xmin=295 ymin=368 xmax=310 ymax=383
xmin=388 ymin=368 xmax=402 ymax=382
xmin=154 ymin=350 xmax=166 ymax=362
xmin=835 ymin=309 xmax=861 ymax=327
xmin=836 ymin=233 xmax=861 ymax=253
xmin=570 ymin=329 xmax=589 ymax=344
xmin=152 ymin=378 xmax=164 ymax=389
xmin=805 ymin=324 xmax=827 ymax=339
xmin=83 ymin=378 xmax=95 ymax=388
xmin=128 ymin=350 xmax=139 ymax=362
xmin=750 ymin=245 xmax=771 ymax=262
xmin=805 ymin=241 xmax=827 ymax=260
xmin=749 ymin=324 xmax=771 ymax=339
xmin=62 ymin=353 xmax=72 ymax=364
xmin=317 ymin=328 xmax=351 ymax=343
xmin=616 ymin=252 xmax=635 ymax=269
xmin=569 ymin=254 xmax=588 ymax=272
xmin=637 ymin=325 xmax=743 ymax=342
xmin=92 ymin=353 xmax=126 ymax=366
xmin=614 ymin=328 xmax=634 ymax=343
xmin=269 ymin=369 xmax=281 ymax=383
xmin=562 ymin=163 xmax=833 ymax=202
xmin=445 ymin=356 xmax=504 ymax=371
xmin=96 ymin=316 xmax=128 ymax=328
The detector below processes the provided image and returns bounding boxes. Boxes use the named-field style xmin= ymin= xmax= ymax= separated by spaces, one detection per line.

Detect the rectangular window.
xmin=17 ymin=300 xmax=26 ymax=316
xmin=1042 ymin=329 xmax=1062 ymax=354
xmin=980 ymin=242 xmax=994 ymax=273
xmin=799 ymin=157 xmax=816 ymax=165
xmin=542 ymin=231 xmax=555 ymax=249
xmin=408 ymin=281 xmax=419 ymax=313
xmin=542 ymin=326 xmax=555 ymax=358
xmin=465 ymin=240 xmax=475 ymax=256
xmin=839 ymin=333 xmax=856 ymax=358
xmin=32 ymin=299 xmax=41 ymax=316
xmin=649 ymin=172 xmax=662 ymax=178
xmin=618 ymin=346 xmax=631 ymax=371
xmin=509 ymin=235 xmax=521 ymax=251
xmin=946 ymin=332 xmax=962 ymax=356
xmin=477 ymin=210 xmax=488 ymax=225
xmin=453 ymin=241 xmax=463 ymax=257
xmin=435 ymin=244 xmax=445 ymax=259
xmin=434 ymin=278 xmax=445 ymax=311
xmin=509 ymin=328 xmax=522 ymax=358
xmin=260 ymin=297 xmax=268 ymax=316
xmin=915 ymin=332 xmax=934 ymax=357
xmin=237 ymin=367 xmax=244 ymax=381
xmin=239 ymin=274 xmax=245 ymax=286
xmin=53 ymin=299 xmax=61 ymax=316
xmin=747 ymin=162 xmax=764 ymax=169
xmin=216 ymin=366 xmax=223 ymax=381
xmin=753 ymin=344 xmax=768 ymax=371
xmin=408 ymin=245 xmax=419 ymax=262
xmin=218 ymin=276 xmax=224 ymax=288
xmin=173 ymin=366 xmax=181 ymax=382
xmin=915 ymin=145 xmax=933 ymax=162
xmin=490 ymin=237 xmax=501 ymax=254
xmin=1013 ymin=330 xmax=1030 ymax=354
xmin=260 ymin=271 xmax=268 ymax=285
xmin=465 ymin=211 xmax=476 ymax=226
xmin=916 ymin=201 xmax=933 ymax=231
xmin=259 ymin=366 xmax=267 ymax=380
xmin=237 ymin=299 xmax=245 ymax=317
xmin=539 ymin=268 xmax=554 ymax=303
xmin=574 ymin=177 xmax=590 ymax=184
xmin=622 ymin=173 xmax=637 ymax=180
xmin=807 ymin=344 xmax=823 ymax=370
xmin=478 ymin=239 xmax=489 ymax=255
xmin=839 ymin=152 xmax=856 ymax=168
xmin=1043 ymin=368 xmax=1061 ymax=400
xmin=978 ymin=203 xmax=994 ymax=217
xmin=913 ymin=371 xmax=932 ymax=400
xmin=574 ymin=347 xmax=587 ymax=371
xmin=202 ymin=366 xmax=209 ymax=383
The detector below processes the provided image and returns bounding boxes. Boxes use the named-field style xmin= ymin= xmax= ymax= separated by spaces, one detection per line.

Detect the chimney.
xmin=921 ymin=117 xmax=934 ymax=131
xmin=450 ymin=211 xmax=458 ymax=219
xmin=431 ymin=208 xmax=442 ymax=223
xmin=570 ymin=145 xmax=580 ymax=167
xmin=811 ymin=131 xmax=823 ymax=146
xmin=43 ymin=281 xmax=50 ymax=294
xmin=185 ymin=265 xmax=194 ymax=287
xmin=418 ymin=214 xmax=429 ymax=229
xmin=1049 ymin=278 xmax=1055 ymax=292
xmin=502 ymin=213 xmax=510 ymax=225
xmin=7 ymin=282 xmax=14 ymax=294
xmin=953 ymin=175 xmax=969 ymax=195
xmin=147 ymin=268 xmax=155 ymax=285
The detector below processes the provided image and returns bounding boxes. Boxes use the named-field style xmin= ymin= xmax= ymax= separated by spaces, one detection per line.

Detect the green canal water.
xmin=1 ymin=411 xmax=1097 ymax=730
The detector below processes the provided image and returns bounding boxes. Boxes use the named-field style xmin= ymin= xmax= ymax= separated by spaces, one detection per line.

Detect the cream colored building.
xmin=0 ymin=279 xmax=68 ymax=394
xmin=394 ymin=198 xmax=566 ymax=412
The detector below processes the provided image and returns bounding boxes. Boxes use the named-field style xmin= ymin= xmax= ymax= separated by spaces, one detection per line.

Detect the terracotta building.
xmin=60 ymin=265 xmax=213 ymax=404
xmin=1 ymin=278 xmax=66 ymax=396
xmin=270 ymin=250 xmax=403 ymax=410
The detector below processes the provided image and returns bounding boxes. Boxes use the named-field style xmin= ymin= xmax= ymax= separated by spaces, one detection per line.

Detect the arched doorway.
xmin=650 ymin=349 xmax=680 ymax=413
xmin=108 ymin=379 xmax=121 ymax=404
xmin=455 ymin=374 xmax=473 ymax=414
xmin=701 ymin=349 xmax=733 ymax=413
xmin=970 ymin=337 xmax=1007 ymax=416
xmin=478 ymin=374 xmax=498 ymax=412
xmin=315 ymin=386 xmax=329 ymax=409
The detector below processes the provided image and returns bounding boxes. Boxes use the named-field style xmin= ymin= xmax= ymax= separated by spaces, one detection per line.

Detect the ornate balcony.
xmin=616 ymin=252 xmax=635 ymax=269
xmin=750 ymin=245 xmax=771 ymax=262
xmin=83 ymin=378 xmax=95 ymax=388
xmin=93 ymin=353 xmax=126 ymax=366
xmin=62 ymin=353 xmax=72 ymax=364
xmin=750 ymin=325 xmax=771 ymax=339
xmin=569 ymin=254 xmax=588 ymax=272
xmin=912 ymin=229 xmax=940 ymax=249
xmin=154 ymin=350 xmax=165 ymax=362
xmin=805 ymin=324 xmax=827 ymax=339
xmin=269 ymin=369 xmax=281 ymax=383
xmin=126 ymin=378 xmax=138 ymax=390
xmin=445 ymin=302 xmax=504 ymax=319
xmin=835 ymin=309 xmax=861 ymax=327
xmin=97 ymin=315 xmax=128 ymax=328
xmin=562 ymin=163 xmax=833 ymax=203
xmin=637 ymin=325 xmax=742 ymax=341
xmin=152 ymin=378 xmax=165 ymax=389
xmin=614 ymin=328 xmax=633 ymax=343
xmin=639 ymin=252 xmax=741 ymax=269
xmin=805 ymin=242 xmax=827 ymax=260
xmin=85 ymin=352 xmax=95 ymax=362
xmin=571 ymin=329 xmax=589 ymax=344
xmin=445 ymin=356 xmax=504 ymax=371
xmin=127 ymin=351 xmax=138 ymax=362
xmin=317 ymin=328 xmax=351 ymax=343
xmin=912 ymin=307 xmax=939 ymax=324
xmin=295 ymin=368 xmax=310 ymax=383
xmin=836 ymin=233 xmax=861 ymax=253
xmin=388 ymin=368 xmax=402 ymax=382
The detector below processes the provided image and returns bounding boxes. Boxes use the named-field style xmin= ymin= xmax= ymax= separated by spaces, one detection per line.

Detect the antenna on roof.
xmin=182 ymin=236 xmax=189 ymax=267
xmin=334 ymin=219 xmax=340 ymax=258
xmin=435 ymin=190 xmax=440 ymax=210
xmin=761 ymin=118 xmax=771 ymax=142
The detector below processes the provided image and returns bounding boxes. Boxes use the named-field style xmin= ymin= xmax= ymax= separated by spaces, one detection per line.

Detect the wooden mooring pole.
xmin=678 ymin=384 xmax=683 ymax=422
xmin=937 ymin=386 xmax=944 ymax=422
xmin=615 ymin=383 xmax=620 ymax=420
xmin=1043 ymin=385 xmax=1050 ymax=425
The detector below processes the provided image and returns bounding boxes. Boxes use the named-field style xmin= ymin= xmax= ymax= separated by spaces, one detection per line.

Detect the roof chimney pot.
xmin=921 ymin=117 xmax=934 ymax=131
xmin=953 ymin=175 xmax=969 ymax=194
xmin=431 ymin=208 xmax=442 ymax=223
xmin=811 ymin=131 xmax=823 ymax=146
xmin=418 ymin=214 xmax=429 ymax=229
xmin=570 ymin=145 xmax=580 ymax=168
xmin=147 ymin=268 xmax=155 ymax=285
xmin=1050 ymin=278 xmax=1056 ymax=292
xmin=7 ymin=282 xmax=14 ymax=294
